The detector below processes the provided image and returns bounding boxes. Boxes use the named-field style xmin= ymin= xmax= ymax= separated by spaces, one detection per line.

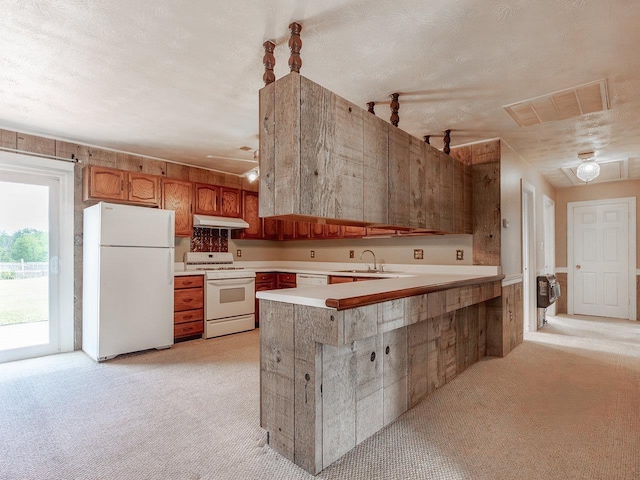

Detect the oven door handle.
xmin=207 ymin=278 xmax=255 ymax=287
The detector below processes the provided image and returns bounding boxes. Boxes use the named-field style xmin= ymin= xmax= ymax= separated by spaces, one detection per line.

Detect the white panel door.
xmin=572 ymin=202 xmax=629 ymax=318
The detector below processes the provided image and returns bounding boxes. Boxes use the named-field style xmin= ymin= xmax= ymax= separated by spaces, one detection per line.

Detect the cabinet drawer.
xmin=256 ymin=272 xmax=277 ymax=283
xmin=256 ymin=281 xmax=276 ymax=291
xmin=174 ymin=308 xmax=204 ymax=325
xmin=175 ymin=275 xmax=204 ymax=289
xmin=174 ymin=320 xmax=204 ymax=338
xmin=174 ymin=288 xmax=204 ymax=311
xmin=277 ymin=273 xmax=296 ymax=284
xmin=329 ymin=276 xmax=355 ymax=284
xmin=278 ymin=282 xmax=297 ymax=289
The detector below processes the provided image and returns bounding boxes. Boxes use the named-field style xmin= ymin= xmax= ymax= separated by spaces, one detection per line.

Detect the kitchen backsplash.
xmin=190 ymin=228 xmax=228 ymax=253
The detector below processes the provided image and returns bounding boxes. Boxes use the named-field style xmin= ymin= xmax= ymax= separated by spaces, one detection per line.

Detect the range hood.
xmin=193 ymin=215 xmax=249 ymax=229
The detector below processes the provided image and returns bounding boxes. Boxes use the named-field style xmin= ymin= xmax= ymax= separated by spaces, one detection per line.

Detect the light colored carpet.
xmin=1 ymin=314 xmax=638 ymax=480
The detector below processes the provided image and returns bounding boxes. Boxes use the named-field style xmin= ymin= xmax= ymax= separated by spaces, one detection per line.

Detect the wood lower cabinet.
xmin=255 ymin=272 xmax=277 ymax=326
xmin=162 ymin=179 xmax=193 ymax=237
xmin=83 ymin=166 xmax=161 ymax=207
xmin=329 ymin=275 xmax=354 ymax=284
xmin=277 ymin=272 xmax=297 ymax=289
xmin=174 ymin=275 xmax=204 ymax=340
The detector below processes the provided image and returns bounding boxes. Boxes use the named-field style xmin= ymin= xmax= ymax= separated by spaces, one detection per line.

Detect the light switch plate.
xmin=349 ymin=250 xmax=354 ymax=258
xmin=413 ymin=249 xmax=423 ymax=260
xmin=456 ymin=250 xmax=464 ymax=261
xmin=310 ymin=250 xmax=315 ymax=258
xmin=236 ymin=249 xmax=242 ymax=257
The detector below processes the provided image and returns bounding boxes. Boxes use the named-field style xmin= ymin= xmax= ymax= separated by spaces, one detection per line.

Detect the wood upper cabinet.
xmin=262 ymin=218 xmax=279 ymax=240
xmin=310 ymin=223 xmax=325 ymax=238
xmin=128 ymin=172 xmax=161 ymax=206
xmin=280 ymin=219 xmax=296 ymax=240
xmin=237 ymin=191 xmax=261 ymax=239
xmin=162 ymin=179 xmax=193 ymax=237
xmin=324 ymin=224 xmax=342 ymax=238
xmin=194 ymin=183 xmax=241 ymax=219
xmin=342 ymin=226 xmax=367 ymax=237
xmin=84 ymin=166 xmax=126 ymax=201
xmin=220 ymin=187 xmax=241 ymax=217
xmin=83 ymin=166 xmax=161 ymax=207
xmin=295 ymin=222 xmax=311 ymax=239
xmin=194 ymin=183 xmax=219 ymax=215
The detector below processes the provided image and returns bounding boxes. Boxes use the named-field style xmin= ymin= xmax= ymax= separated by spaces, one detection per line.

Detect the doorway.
xmin=0 ymin=152 xmax=74 ymax=363
xmin=543 ymin=195 xmax=556 ymax=315
xmin=568 ymin=197 xmax=636 ymax=320
xmin=522 ymin=181 xmax=536 ymax=332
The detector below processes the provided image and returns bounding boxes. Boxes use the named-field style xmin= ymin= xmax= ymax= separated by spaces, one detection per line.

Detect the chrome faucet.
xmin=360 ymin=249 xmax=377 ymax=272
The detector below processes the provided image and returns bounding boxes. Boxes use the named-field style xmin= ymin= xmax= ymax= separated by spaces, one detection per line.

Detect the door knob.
xmin=576 ymin=265 xmax=581 ymax=270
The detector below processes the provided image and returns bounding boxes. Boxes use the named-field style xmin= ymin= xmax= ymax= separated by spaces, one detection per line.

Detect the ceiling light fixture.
xmin=576 ymin=151 xmax=600 ymax=183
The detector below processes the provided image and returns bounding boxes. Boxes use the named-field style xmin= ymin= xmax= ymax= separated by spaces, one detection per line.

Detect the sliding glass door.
xmin=0 ymin=152 xmax=73 ymax=363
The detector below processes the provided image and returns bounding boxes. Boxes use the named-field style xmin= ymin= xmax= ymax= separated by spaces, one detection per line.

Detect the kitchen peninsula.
xmin=257 ymin=271 xmax=506 ymax=474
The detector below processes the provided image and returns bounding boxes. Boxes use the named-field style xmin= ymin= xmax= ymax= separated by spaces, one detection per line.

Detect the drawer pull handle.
xmin=370 ymin=352 xmax=376 ymax=362
xmin=184 ymin=327 xmax=193 ymax=332
xmin=385 ymin=346 xmax=390 ymax=355
xmin=183 ymin=315 xmax=192 ymax=320
xmin=183 ymin=298 xmax=193 ymax=303
xmin=183 ymin=281 xmax=193 ymax=285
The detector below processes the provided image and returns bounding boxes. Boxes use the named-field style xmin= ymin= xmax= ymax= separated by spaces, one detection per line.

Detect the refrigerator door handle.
xmin=167 ymin=215 xmax=173 ymax=246
xmin=168 ymin=250 xmax=174 ymax=285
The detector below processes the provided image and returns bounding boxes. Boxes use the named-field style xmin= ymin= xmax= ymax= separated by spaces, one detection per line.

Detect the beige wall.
xmin=231 ymin=234 xmax=473 ymax=266
xmin=500 ymin=142 xmax=556 ymax=277
xmin=555 ymin=179 xmax=640 ymax=268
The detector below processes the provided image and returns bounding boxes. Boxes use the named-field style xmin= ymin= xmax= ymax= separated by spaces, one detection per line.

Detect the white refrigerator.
xmin=83 ymin=202 xmax=175 ymax=361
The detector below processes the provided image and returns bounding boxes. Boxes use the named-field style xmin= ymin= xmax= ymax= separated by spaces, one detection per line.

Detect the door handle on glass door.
xmin=576 ymin=265 xmax=581 ymax=269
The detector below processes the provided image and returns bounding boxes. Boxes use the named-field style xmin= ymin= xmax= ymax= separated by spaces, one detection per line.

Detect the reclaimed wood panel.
xmin=0 ymin=129 xmax=17 ymax=149
xmin=56 ymin=140 xmax=89 ymax=163
xmin=378 ymin=299 xmax=405 ymax=333
xmin=293 ymin=306 xmax=325 ymax=474
xmin=439 ymin=150 xmax=454 ymax=233
xmin=453 ymin=157 xmax=465 ymax=234
xmin=388 ymin=128 xmax=410 ymax=226
xmin=424 ymin=144 xmax=441 ymax=231
xmin=471 ymin=140 xmax=501 ymax=265
xmin=409 ymin=136 xmax=426 ymax=228
xmin=322 ymin=342 xmax=356 ymax=468
xmin=456 ymin=307 xmax=469 ymax=374
xmin=383 ymin=327 xmax=408 ymax=425
xmin=407 ymin=321 xmax=429 ymax=407
xmin=274 ymin=73 xmax=300 ymax=216
xmin=354 ymin=334 xmax=383 ymax=444
xmin=440 ymin=313 xmax=457 ymax=383
xmin=478 ymin=302 xmax=487 ymax=358
xmin=16 ymin=133 xmax=55 ymax=156
xmin=363 ymin=113 xmax=389 ymax=224
xmin=333 ymin=96 xmax=364 ymax=221
xmin=405 ymin=294 xmax=429 ymax=325
xmin=343 ymin=305 xmax=377 ymax=344
xmin=300 ymin=76 xmax=335 ymax=219
xmin=260 ymin=300 xmax=296 ymax=460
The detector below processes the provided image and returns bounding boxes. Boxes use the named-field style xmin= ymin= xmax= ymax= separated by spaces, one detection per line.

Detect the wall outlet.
xmin=236 ymin=249 xmax=242 ymax=258
xmin=349 ymin=250 xmax=354 ymax=258
xmin=456 ymin=249 xmax=464 ymax=261
xmin=413 ymin=249 xmax=423 ymax=260
xmin=310 ymin=250 xmax=315 ymax=258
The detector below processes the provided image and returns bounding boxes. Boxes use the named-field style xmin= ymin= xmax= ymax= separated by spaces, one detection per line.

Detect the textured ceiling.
xmin=1 ymin=1 xmax=639 ymax=185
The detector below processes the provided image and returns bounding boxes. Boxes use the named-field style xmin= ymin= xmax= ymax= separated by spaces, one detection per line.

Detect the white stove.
xmin=184 ymin=252 xmax=256 ymax=279
xmin=184 ymin=252 xmax=256 ymax=338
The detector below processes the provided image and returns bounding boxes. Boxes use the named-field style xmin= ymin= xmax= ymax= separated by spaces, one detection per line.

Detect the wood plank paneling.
xmin=333 ymin=96 xmax=364 ymax=222
xmin=453 ymin=157 xmax=465 ymax=234
xmin=409 ymin=136 xmax=426 ymax=228
xmin=300 ymin=76 xmax=335 ymax=219
xmin=382 ymin=327 xmax=408 ymax=425
xmin=0 ymin=129 xmax=17 ymax=149
xmin=274 ymin=73 xmax=301 ymax=216
xmin=439 ymin=150 xmax=453 ymax=233
xmin=354 ymin=334 xmax=383 ymax=444
xmin=322 ymin=342 xmax=356 ymax=468
xmin=259 ymin=81 xmax=276 ymax=217
xmin=471 ymin=140 xmax=501 ymax=265
xmin=424 ymin=144 xmax=441 ymax=231
xmin=260 ymin=300 xmax=296 ymax=460
xmin=363 ymin=113 xmax=389 ymax=224
xmin=407 ymin=320 xmax=429 ymax=407
xmin=16 ymin=133 xmax=55 ymax=156
xmin=388 ymin=128 xmax=410 ymax=226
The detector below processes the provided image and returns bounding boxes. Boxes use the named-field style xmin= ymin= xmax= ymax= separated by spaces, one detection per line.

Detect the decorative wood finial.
xmin=288 ymin=22 xmax=303 ymax=73
xmin=367 ymin=102 xmax=376 ymax=115
xmin=262 ymin=40 xmax=276 ymax=85
xmin=443 ymin=129 xmax=451 ymax=154
xmin=423 ymin=135 xmax=430 ymax=144
xmin=390 ymin=93 xmax=400 ymax=127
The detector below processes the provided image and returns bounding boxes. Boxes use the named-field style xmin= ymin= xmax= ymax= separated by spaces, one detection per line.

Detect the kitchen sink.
xmin=334 ymin=269 xmax=394 ymax=274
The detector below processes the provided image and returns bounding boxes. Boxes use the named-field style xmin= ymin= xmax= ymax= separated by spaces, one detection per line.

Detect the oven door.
xmin=205 ymin=277 xmax=255 ymax=321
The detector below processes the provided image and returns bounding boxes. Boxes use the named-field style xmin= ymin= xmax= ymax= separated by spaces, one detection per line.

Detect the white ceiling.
xmin=1 ymin=1 xmax=639 ymax=186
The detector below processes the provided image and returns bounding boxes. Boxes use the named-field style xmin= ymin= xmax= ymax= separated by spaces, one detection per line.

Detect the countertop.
xmin=257 ymin=273 xmax=504 ymax=310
